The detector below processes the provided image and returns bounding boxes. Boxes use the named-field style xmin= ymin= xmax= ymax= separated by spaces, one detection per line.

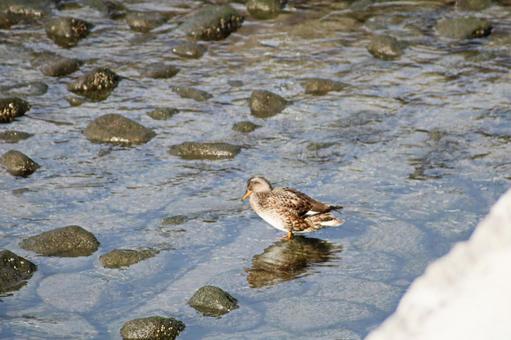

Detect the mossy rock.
xmin=169 ymin=142 xmax=240 ymax=160
xmin=188 ymin=285 xmax=239 ymax=317
xmin=0 ymin=97 xmax=31 ymax=123
xmin=84 ymin=114 xmax=155 ymax=145
xmin=0 ymin=250 xmax=37 ymax=294
xmin=19 ymin=225 xmax=100 ymax=257
xmin=100 ymin=249 xmax=158 ymax=269
xmin=120 ymin=316 xmax=185 ymax=340
xmin=249 ymin=90 xmax=287 ymax=118
xmin=0 ymin=150 xmax=39 ymax=177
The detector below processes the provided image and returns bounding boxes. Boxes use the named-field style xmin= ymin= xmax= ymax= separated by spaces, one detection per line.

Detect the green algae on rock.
xmin=169 ymin=142 xmax=241 ymax=160
xmin=100 ymin=249 xmax=158 ymax=269
xmin=84 ymin=114 xmax=155 ymax=145
xmin=20 ymin=225 xmax=100 ymax=257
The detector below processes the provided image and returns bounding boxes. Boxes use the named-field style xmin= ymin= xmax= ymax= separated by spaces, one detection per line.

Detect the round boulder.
xmin=171 ymin=41 xmax=206 ymax=59
xmin=141 ymin=64 xmax=180 ymax=79
xmin=171 ymin=86 xmax=212 ymax=102
xmin=178 ymin=5 xmax=244 ymax=41
xmin=169 ymin=142 xmax=241 ymax=160
xmin=40 ymin=57 xmax=82 ymax=77
xmin=19 ymin=225 xmax=100 ymax=257
xmin=0 ymin=130 xmax=33 ymax=143
xmin=84 ymin=114 xmax=156 ymax=145
xmin=1 ymin=150 xmax=39 ymax=177
xmin=100 ymin=249 xmax=158 ymax=269
xmin=67 ymin=68 xmax=120 ymax=101
xmin=302 ymin=78 xmax=344 ymax=95
xmin=232 ymin=121 xmax=260 ymax=133
xmin=0 ymin=97 xmax=31 ymax=123
xmin=45 ymin=17 xmax=93 ymax=48
xmin=367 ymin=35 xmax=403 ymax=60
xmin=249 ymin=90 xmax=288 ymax=118
xmin=188 ymin=285 xmax=239 ymax=317
xmin=120 ymin=316 xmax=185 ymax=340
xmin=147 ymin=107 xmax=179 ymax=120
xmin=0 ymin=250 xmax=37 ymax=294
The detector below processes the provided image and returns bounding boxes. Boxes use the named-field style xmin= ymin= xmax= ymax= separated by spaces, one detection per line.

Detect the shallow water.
xmin=1 ymin=0 xmax=510 ymax=338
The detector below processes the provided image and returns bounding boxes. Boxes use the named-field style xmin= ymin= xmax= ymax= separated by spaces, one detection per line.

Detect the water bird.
xmin=242 ymin=176 xmax=343 ymax=240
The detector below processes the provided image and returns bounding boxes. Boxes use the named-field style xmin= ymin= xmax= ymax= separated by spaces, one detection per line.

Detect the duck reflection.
xmin=246 ymin=236 xmax=342 ymax=288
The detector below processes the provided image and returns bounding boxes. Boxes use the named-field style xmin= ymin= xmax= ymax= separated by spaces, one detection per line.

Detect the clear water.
xmin=0 ymin=0 xmax=510 ymax=338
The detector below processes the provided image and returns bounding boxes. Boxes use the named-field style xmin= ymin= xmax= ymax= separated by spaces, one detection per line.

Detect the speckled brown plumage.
xmin=243 ymin=176 xmax=343 ymax=239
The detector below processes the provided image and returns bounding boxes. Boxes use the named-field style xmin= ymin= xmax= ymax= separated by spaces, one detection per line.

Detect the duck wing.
xmin=271 ymin=188 xmax=337 ymax=217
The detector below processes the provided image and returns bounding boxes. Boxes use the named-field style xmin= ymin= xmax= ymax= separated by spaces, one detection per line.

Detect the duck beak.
xmin=242 ymin=190 xmax=253 ymax=201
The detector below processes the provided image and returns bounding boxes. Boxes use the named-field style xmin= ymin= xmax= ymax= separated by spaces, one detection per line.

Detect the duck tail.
xmin=305 ymin=212 xmax=344 ymax=229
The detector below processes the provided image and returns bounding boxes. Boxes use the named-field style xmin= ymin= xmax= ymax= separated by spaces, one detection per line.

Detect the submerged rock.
xmin=45 ymin=17 xmax=93 ymax=48
xmin=0 ymin=130 xmax=33 ymax=143
xmin=84 ymin=114 xmax=155 ymax=145
xmin=86 ymin=0 xmax=126 ymax=19
xmin=169 ymin=142 xmax=240 ymax=160
xmin=171 ymin=86 xmax=212 ymax=102
xmin=125 ymin=11 xmax=166 ymax=32
xmin=0 ymin=12 xmax=18 ymax=29
xmin=120 ymin=316 xmax=185 ymax=340
xmin=368 ymin=35 xmax=403 ymax=60
xmin=1 ymin=150 xmax=39 ymax=177
xmin=0 ymin=250 xmax=37 ymax=294
xmin=142 ymin=64 xmax=180 ymax=79
xmin=172 ymin=41 xmax=206 ymax=59
xmin=2 ymin=1 xmax=50 ymax=20
xmin=188 ymin=285 xmax=239 ymax=317
xmin=249 ymin=90 xmax=288 ymax=118
xmin=246 ymin=0 xmax=285 ymax=20
xmin=232 ymin=121 xmax=260 ymax=133
xmin=19 ymin=225 xmax=100 ymax=257
xmin=40 ymin=57 xmax=82 ymax=77
xmin=302 ymin=78 xmax=344 ymax=95
xmin=456 ymin=0 xmax=491 ymax=10
xmin=436 ymin=17 xmax=492 ymax=39
xmin=67 ymin=68 xmax=120 ymax=101
xmin=147 ymin=107 xmax=179 ymax=120
xmin=179 ymin=5 xmax=244 ymax=41
xmin=6 ymin=82 xmax=48 ymax=97
xmin=100 ymin=249 xmax=158 ymax=269
xmin=0 ymin=97 xmax=31 ymax=123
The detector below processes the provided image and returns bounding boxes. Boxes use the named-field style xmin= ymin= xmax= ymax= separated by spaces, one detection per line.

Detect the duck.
xmin=242 ymin=176 xmax=343 ymax=240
